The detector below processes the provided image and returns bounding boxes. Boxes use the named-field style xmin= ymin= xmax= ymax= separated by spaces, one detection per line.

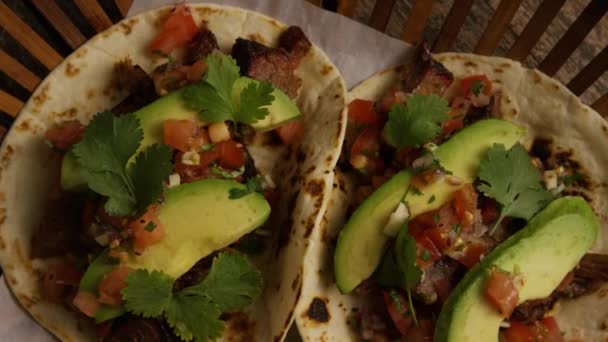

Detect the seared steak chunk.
xmin=183 ymin=27 xmax=219 ymax=65
xmin=402 ymin=44 xmax=454 ymax=96
xmin=112 ymin=60 xmax=157 ymax=115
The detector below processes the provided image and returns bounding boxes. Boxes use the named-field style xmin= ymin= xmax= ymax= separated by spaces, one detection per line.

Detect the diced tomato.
xmin=442 ymin=116 xmax=464 ymax=135
xmin=460 ymin=75 xmax=492 ymax=97
xmin=406 ymin=319 xmax=434 ymax=342
xmin=44 ymin=120 xmax=84 ymax=150
xmin=42 ymin=262 xmax=82 ymax=304
xmin=163 ymin=119 xmax=200 ymax=152
xmin=556 ymin=271 xmax=574 ymax=292
xmin=456 ymin=241 xmax=488 ymax=268
xmin=486 ymin=268 xmax=519 ymax=317
xmin=501 ymin=318 xmax=565 ymax=342
xmin=382 ymin=290 xmax=413 ymax=336
xmin=276 ymin=119 xmax=304 ymax=145
xmin=501 ymin=321 xmax=535 ymax=342
xmin=216 ymin=140 xmax=245 ymax=169
xmin=452 ymin=184 xmax=478 ymax=229
xmin=537 ymin=317 xmax=565 ymax=342
xmin=73 ymin=290 xmax=100 ymax=317
xmin=149 ymin=5 xmax=199 ymax=55
xmin=415 ymin=234 xmax=442 ymax=269
xmin=129 ymin=205 xmax=165 ymax=253
xmin=421 ymin=226 xmax=450 ymax=252
xmin=186 ymin=60 xmax=208 ymax=81
xmin=263 ymin=189 xmax=280 ymax=210
xmin=351 ymin=127 xmax=380 ymax=158
xmin=348 ymin=99 xmax=379 ymax=125
xmin=98 ymin=267 xmax=134 ymax=307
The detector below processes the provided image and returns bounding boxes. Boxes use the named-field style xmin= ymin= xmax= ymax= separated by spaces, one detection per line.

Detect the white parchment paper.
xmin=0 ymin=1 xmax=412 ymax=339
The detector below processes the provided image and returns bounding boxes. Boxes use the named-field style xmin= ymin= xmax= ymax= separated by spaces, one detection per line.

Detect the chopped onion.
xmin=543 ymin=170 xmax=558 ymax=190
xmin=500 ymin=321 xmax=511 ymax=328
xmin=181 ymin=150 xmax=200 ymax=166
xmin=168 ymin=173 xmax=181 ymax=188
xmin=263 ymin=174 xmax=276 ymax=189
xmin=412 ymin=153 xmax=434 ymax=169
xmin=383 ymin=202 xmax=410 ymax=237
xmin=423 ymin=142 xmax=438 ymax=152
xmin=208 ymin=122 xmax=231 ymax=143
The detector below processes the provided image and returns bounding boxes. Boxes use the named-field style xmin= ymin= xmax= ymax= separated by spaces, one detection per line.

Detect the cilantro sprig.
xmin=122 ymin=252 xmax=262 ymax=342
xmin=477 ymin=143 xmax=552 ymax=233
xmin=384 ymin=94 xmax=450 ymax=149
xmin=71 ymin=111 xmax=173 ymax=216
xmin=229 ymin=176 xmax=264 ymax=199
xmin=183 ymin=52 xmax=274 ymax=125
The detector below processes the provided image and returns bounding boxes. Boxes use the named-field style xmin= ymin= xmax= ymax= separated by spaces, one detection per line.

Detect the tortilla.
xmin=0 ymin=4 xmax=346 ymax=341
xmin=295 ymin=53 xmax=608 ymax=341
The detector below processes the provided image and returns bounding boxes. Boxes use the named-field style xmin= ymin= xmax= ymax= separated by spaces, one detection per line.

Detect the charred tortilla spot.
xmin=16 ymin=119 xmax=31 ymax=132
xmin=74 ymin=48 xmax=87 ymax=59
xmin=306 ymin=297 xmax=330 ymax=323
xmin=320 ymin=64 xmax=333 ymax=76
xmin=500 ymin=63 xmax=511 ymax=68
xmin=598 ymin=288 xmax=608 ymax=298
xmin=304 ymin=220 xmax=315 ymax=238
xmin=54 ymin=107 xmax=78 ymax=120
xmin=1 ymin=145 xmax=14 ymax=167
xmin=7 ymin=275 xmax=16 ymax=286
xmin=603 ymin=125 xmax=608 ymax=134
xmin=33 ymin=84 xmax=50 ymax=107
xmin=119 ymin=18 xmax=138 ymax=35
xmin=248 ymin=33 xmax=266 ymax=44
xmin=86 ymin=89 xmax=96 ymax=99
xmin=305 ymin=165 xmax=316 ymax=175
xmin=65 ymin=62 xmax=80 ymax=77
xmin=223 ymin=312 xmax=256 ymax=340
xmin=334 ymin=93 xmax=340 ymax=99
xmin=494 ymin=68 xmax=503 ymax=73
xmin=306 ymin=180 xmax=323 ymax=196
xmin=464 ymin=61 xmax=476 ymax=67
xmin=291 ymin=271 xmax=301 ymax=290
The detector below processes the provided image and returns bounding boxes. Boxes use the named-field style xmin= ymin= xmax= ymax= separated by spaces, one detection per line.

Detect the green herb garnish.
xmin=183 ymin=53 xmax=274 ymax=125
xmin=144 ymin=222 xmax=156 ymax=232
xmin=477 ymin=143 xmax=552 ymax=234
xmin=71 ymin=111 xmax=173 ymax=216
xmin=471 ymin=80 xmax=484 ymax=96
xmin=428 ymin=195 xmax=436 ymax=204
xmin=122 ymin=252 xmax=262 ymax=341
xmin=229 ymin=176 xmax=264 ymax=199
xmin=384 ymin=94 xmax=450 ymax=148
xmin=211 ymin=165 xmax=245 ymax=179
xmin=394 ymin=225 xmax=423 ymax=325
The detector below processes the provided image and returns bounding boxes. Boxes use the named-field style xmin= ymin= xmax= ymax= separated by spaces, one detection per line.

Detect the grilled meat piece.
xmin=30 ymin=194 xmax=99 ymax=259
xmin=512 ymin=297 xmax=558 ymax=323
xmin=231 ymin=26 xmax=311 ymax=98
xmin=183 ymin=27 xmax=219 ymax=65
xmin=112 ymin=61 xmax=157 ymax=115
xmin=402 ymin=44 xmax=454 ymax=96
xmin=103 ymin=316 xmax=180 ymax=342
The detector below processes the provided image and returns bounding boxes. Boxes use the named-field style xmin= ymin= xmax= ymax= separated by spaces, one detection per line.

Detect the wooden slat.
xmin=0 ymin=50 xmax=40 ymax=92
xmin=31 ymin=0 xmax=86 ymax=50
xmin=433 ymin=0 xmax=474 ymax=53
xmin=592 ymin=92 xmax=608 ymax=118
xmin=400 ymin=0 xmax=436 ymax=45
xmin=73 ymin=0 xmax=113 ymax=32
xmin=0 ymin=90 xmax=23 ymax=117
xmin=567 ymin=45 xmax=608 ymax=96
xmin=507 ymin=0 xmax=565 ymax=61
xmin=474 ymin=0 xmax=523 ymax=55
xmin=337 ymin=0 xmax=357 ymax=18
xmin=0 ymin=1 xmax=62 ymax=70
xmin=538 ymin=0 xmax=608 ymax=77
xmin=369 ymin=0 xmax=397 ymax=31
xmin=114 ymin=0 xmax=134 ymax=17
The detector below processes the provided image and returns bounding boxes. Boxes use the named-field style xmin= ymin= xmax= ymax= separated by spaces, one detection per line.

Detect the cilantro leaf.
xmin=122 ymin=269 xmax=174 ymax=318
xmin=229 ymin=176 xmax=264 ymax=199
xmin=234 ymin=81 xmax=274 ymax=124
xmin=204 ymin=52 xmax=240 ymax=105
xmin=471 ymin=80 xmax=483 ymax=96
xmin=384 ymin=94 xmax=450 ymax=148
xmin=184 ymin=252 xmax=262 ymax=312
xmin=129 ymin=144 xmax=173 ymax=213
xmin=394 ymin=225 xmax=422 ymax=325
xmin=83 ymin=170 xmax=136 ymax=215
xmin=477 ymin=144 xmax=552 ymax=232
xmin=167 ymin=293 xmax=224 ymax=342
xmin=184 ymin=82 xmax=233 ymax=123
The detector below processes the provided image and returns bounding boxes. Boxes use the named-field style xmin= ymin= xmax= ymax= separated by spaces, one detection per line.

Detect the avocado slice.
xmin=405 ymin=119 xmax=524 ymax=218
xmin=232 ymin=77 xmax=302 ymax=132
xmin=435 ymin=196 xmax=598 ymax=342
xmin=60 ymin=78 xmax=302 ymax=191
xmin=334 ymin=170 xmax=413 ymax=293
xmin=125 ymin=179 xmax=270 ymax=278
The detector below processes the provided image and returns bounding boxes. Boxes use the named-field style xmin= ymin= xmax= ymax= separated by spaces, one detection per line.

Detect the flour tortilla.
xmin=295 ymin=53 xmax=608 ymax=341
xmin=0 ymin=4 xmax=346 ymax=341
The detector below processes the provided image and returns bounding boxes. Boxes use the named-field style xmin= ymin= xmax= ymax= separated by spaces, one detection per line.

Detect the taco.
xmin=0 ymin=4 xmax=346 ymax=341
xmin=295 ymin=45 xmax=608 ymax=341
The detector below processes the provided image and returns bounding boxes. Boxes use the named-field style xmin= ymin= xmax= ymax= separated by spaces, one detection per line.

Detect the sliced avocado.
xmin=435 ymin=196 xmax=598 ymax=342
xmin=334 ymin=170 xmax=412 ymax=293
xmin=60 ymin=152 xmax=86 ymax=191
xmin=405 ymin=119 xmax=523 ymax=218
xmin=232 ymin=77 xmax=302 ymax=131
xmin=125 ymin=179 xmax=270 ymax=278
